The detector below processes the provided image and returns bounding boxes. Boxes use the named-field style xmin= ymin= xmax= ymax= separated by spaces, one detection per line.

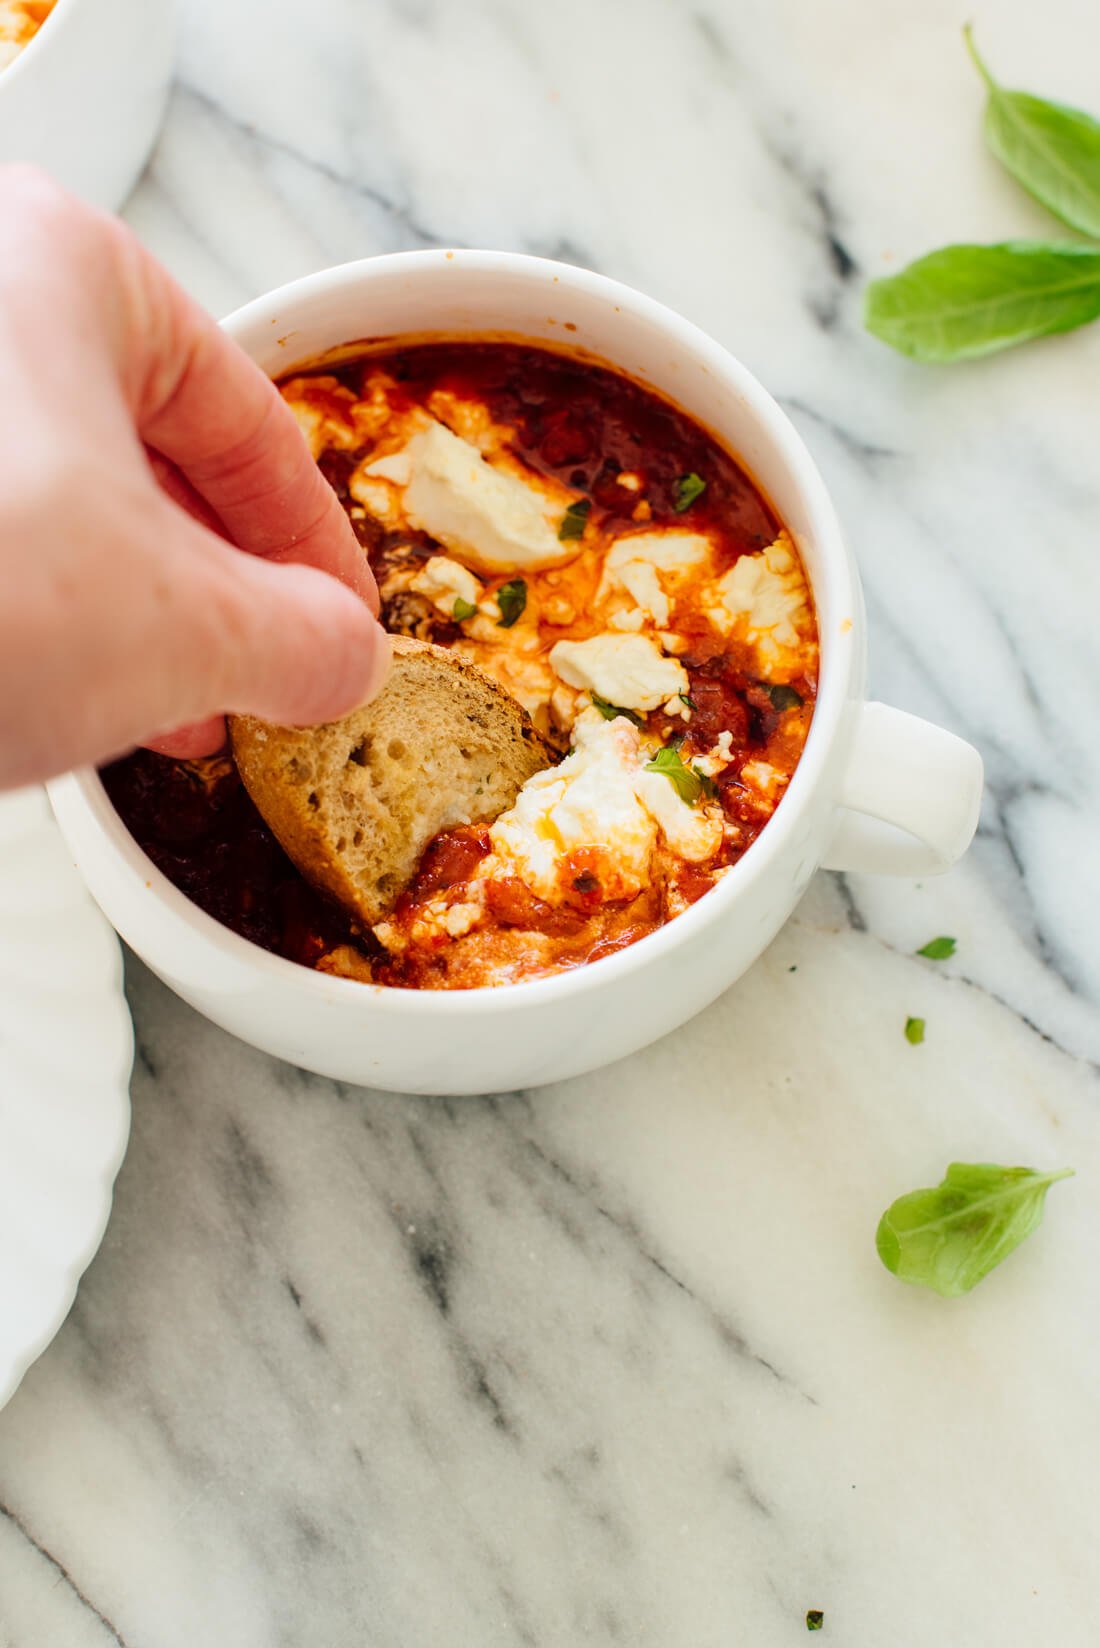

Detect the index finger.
xmin=120 ymin=237 xmax=377 ymax=607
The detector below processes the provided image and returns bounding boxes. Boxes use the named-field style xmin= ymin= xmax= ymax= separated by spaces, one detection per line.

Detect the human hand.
xmin=0 ymin=166 xmax=391 ymax=791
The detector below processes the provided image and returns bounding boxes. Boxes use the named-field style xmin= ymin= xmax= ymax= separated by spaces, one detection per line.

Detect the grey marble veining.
xmin=3 ymin=0 xmax=1100 ymax=1643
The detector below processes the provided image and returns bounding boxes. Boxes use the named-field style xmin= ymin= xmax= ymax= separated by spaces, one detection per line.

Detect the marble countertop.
xmin=3 ymin=0 xmax=1100 ymax=1642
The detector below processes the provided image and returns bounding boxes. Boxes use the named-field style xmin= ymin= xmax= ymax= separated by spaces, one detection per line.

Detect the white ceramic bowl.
xmin=49 ymin=252 xmax=983 ymax=1096
xmin=0 ymin=0 xmax=175 ymax=210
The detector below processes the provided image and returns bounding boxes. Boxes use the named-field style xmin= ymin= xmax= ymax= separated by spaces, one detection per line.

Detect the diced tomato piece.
xmin=409 ymin=827 xmax=490 ymax=901
xmin=684 ymin=671 xmax=750 ymax=747
xmin=484 ymin=877 xmax=552 ymax=928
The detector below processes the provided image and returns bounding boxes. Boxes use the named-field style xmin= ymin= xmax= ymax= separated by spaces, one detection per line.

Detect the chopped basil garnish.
xmin=673 ymin=472 xmax=707 ymax=513
xmin=766 ymin=683 xmax=803 ymax=712
xmin=558 ymin=498 xmax=592 ymax=541
xmin=679 ymin=692 xmax=698 ymax=711
xmin=876 ymin=1162 xmax=1073 ymax=1297
xmin=806 ymin=1611 xmax=824 ymax=1632
xmin=645 ymin=744 xmax=716 ymax=805
xmin=904 ymin=1016 xmax=925 ymax=1045
xmin=591 ymin=693 xmax=644 ymax=727
xmin=496 ymin=579 xmax=527 ymax=628
xmin=917 ymin=936 xmax=956 ymax=960
xmin=452 ymin=597 xmax=477 ymax=622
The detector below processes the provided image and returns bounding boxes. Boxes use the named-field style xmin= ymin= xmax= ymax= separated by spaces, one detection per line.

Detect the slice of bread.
xmin=229 ymin=637 xmax=554 ymax=927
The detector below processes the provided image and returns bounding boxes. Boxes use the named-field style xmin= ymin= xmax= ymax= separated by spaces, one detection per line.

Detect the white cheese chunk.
xmin=347 ymin=472 xmax=402 ymax=524
xmin=426 ymin=390 xmax=509 ymax=456
xmin=740 ymin=759 xmax=787 ymax=801
xmin=608 ymin=608 xmax=646 ymax=633
xmin=606 ymin=530 xmax=713 ymax=576
xmin=409 ymin=556 xmax=483 ymax=618
xmin=371 ymin=919 xmax=403 ymax=953
xmin=550 ymin=683 xmax=579 ymax=731
xmin=598 ymin=529 xmax=713 ymax=626
xmin=633 ymin=770 xmax=724 ymax=861
xmin=658 ymin=631 xmax=688 ymax=654
xmin=712 ymin=531 xmax=810 ymax=662
xmin=285 ymin=396 xmax=357 ymax=461
xmin=365 ymin=421 xmax=576 ymax=575
xmin=361 ymin=448 xmax=412 ymax=486
xmin=488 ymin=713 xmax=658 ymax=903
xmin=616 ymin=560 xmax=669 ymax=626
xmin=408 ymin=895 xmax=484 ymax=944
xmin=549 ymin=633 xmax=688 ymax=713
xmin=542 ymin=594 xmax=576 ymax=626
xmin=349 ymin=372 xmax=407 ymax=442
xmin=692 ymin=731 xmax=735 ymax=778
xmin=486 ymin=710 xmax=722 ymax=904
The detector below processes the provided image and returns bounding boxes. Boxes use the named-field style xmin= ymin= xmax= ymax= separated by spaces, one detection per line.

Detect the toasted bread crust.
xmin=229 ymin=637 xmax=553 ymax=927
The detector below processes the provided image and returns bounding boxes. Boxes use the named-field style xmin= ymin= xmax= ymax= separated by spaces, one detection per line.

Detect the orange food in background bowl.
xmin=0 ymin=0 xmax=174 ymax=211
xmin=0 ymin=0 xmax=56 ymax=72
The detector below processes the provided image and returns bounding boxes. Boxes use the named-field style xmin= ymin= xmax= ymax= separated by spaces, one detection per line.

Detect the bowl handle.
xmin=822 ymin=702 xmax=983 ymax=877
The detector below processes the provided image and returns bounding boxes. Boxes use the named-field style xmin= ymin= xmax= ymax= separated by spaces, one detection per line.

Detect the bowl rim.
xmin=58 ymin=249 xmax=863 ymax=1017
xmin=0 ymin=0 xmax=77 ymax=89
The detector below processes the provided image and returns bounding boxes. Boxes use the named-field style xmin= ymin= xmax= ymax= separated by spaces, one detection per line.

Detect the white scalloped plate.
xmin=0 ymin=787 xmax=132 ymax=1411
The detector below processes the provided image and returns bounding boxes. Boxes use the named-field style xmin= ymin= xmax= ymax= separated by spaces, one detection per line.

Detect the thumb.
xmin=218 ymin=554 xmax=393 ymax=726
xmin=146 ymin=544 xmax=391 ymax=757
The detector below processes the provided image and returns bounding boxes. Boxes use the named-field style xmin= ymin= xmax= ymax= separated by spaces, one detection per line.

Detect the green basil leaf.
xmin=673 ymin=472 xmax=707 ymax=513
xmin=678 ymin=692 xmax=698 ymax=711
xmin=558 ymin=499 xmax=592 ymax=541
xmin=876 ymin=1162 xmax=1073 ymax=1297
xmin=590 ymin=693 xmax=645 ymax=727
xmin=693 ymin=764 xmax=719 ymax=800
xmin=452 ymin=597 xmax=477 ymax=622
xmin=766 ymin=683 xmax=803 ymax=712
xmin=645 ymin=744 xmax=704 ymax=805
xmin=917 ymin=936 xmax=956 ymax=960
xmin=966 ymin=27 xmax=1100 ymax=239
xmin=864 ymin=241 xmax=1100 ymax=362
xmin=904 ymin=1016 xmax=925 ymax=1045
xmin=496 ymin=580 xmax=527 ymax=628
